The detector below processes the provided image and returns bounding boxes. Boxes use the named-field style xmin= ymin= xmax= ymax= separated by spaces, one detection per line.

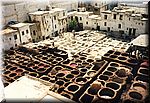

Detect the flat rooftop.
xmin=1 ymin=28 xmax=18 ymax=35
xmin=9 ymin=23 xmax=29 ymax=28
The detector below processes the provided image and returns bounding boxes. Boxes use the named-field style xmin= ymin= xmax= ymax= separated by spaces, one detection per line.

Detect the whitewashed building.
xmin=9 ymin=23 xmax=32 ymax=44
xmin=28 ymin=22 xmax=41 ymax=42
xmin=1 ymin=28 xmax=20 ymax=50
xmin=29 ymin=11 xmax=52 ymax=40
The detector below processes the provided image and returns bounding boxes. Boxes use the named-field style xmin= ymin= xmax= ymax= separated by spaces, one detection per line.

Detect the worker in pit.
xmin=128 ymin=43 xmax=134 ymax=58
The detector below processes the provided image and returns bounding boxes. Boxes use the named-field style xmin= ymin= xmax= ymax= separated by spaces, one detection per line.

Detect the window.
xmin=142 ymin=23 xmax=143 ymax=25
xmin=80 ymin=17 xmax=82 ymax=20
xmin=54 ymin=16 xmax=56 ymax=20
xmin=63 ymin=12 xmax=65 ymax=16
xmin=120 ymin=15 xmax=123 ymax=20
xmin=127 ymin=28 xmax=128 ymax=30
xmin=9 ymin=38 xmax=11 ymax=41
xmin=95 ymin=3 xmax=97 ymax=6
xmin=26 ymin=30 xmax=29 ymax=34
xmin=15 ymin=44 xmax=17 ymax=47
xmin=86 ymin=22 xmax=88 ymax=24
xmin=43 ymin=36 xmax=45 ymax=40
xmin=55 ymin=25 xmax=56 ymax=28
xmin=47 ymin=29 xmax=48 ymax=31
xmin=22 ymin=31 xmax=24 ymax=35
xmin=104 ymin=15 xmax=107 ymax=19
xmin=118 ymin=24 xmax=121 ymax=28
xmin=33 ymin=30 xmax=36 ymax=36
xmin=71 ymin=16 xmax=73 ymax=20
xmin=113 ymin=14 xmax=116 ymax=19
xmin=14 ymin=35 xmax=17 ymax=40
xmin=129 ymin=18 xmax=130 ymax=21
xmin=138 ymin=23 xmax=140 ymax=25
xmin=104 ymin=22 xmax=107 ymax=26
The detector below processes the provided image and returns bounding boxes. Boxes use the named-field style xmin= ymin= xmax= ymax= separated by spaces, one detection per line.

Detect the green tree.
xmin=69 ymin=19 xmax=77 ymax=31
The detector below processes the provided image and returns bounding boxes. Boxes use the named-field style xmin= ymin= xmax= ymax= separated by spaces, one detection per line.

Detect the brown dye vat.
xmin=36 ymin=55 xmax=42 ymax=58
xmin=75 ymin=59 xmax=82 ymax=64
xmin=121 ymin=53 xmax=129 ymax=56
xmin=114 ymin=51 xmax=121 ymax=55
xmin=42 ymin=56 xmax=48 ymax=60
xmin=14 ymin=76 xmax=21 ymax=80
xmin=103 ymin=71 xmax=113 ymax=76
xmin=98 ymin=75 xmax=109 ymax=81
xmin=129 ymin=92 xmax=143 ymax=100
xmin=86 ymin=65 xmax=92 ymax=69
xmin=72 ymin=55 xmax=79 ymax=59
xmin=110 ymin=55 xmax=117 ymax=58
xmin=86 ymin=59 xmax=94 ymax=63
xmin=104 ymin=53 xmax=110 ymax=57
xmin=37 ymin=67 xmax=46 ymax=73
xmin=75 ymin=77 xmax=87 ymax=85
xmin=108 ymin=50 xmax=114 ymax=54
xmin=15 ymin=69 xmax=23 ymax=73
xmin=40 ymin=76 xmax=50 ymax=81
xmin=9 ymin=67 xmax=17 ymax=71
xmin=47 ymin=59 xmax=53 ymax=62
xmin=57 ymin=87 xmax=65 ymax=94
xmin=116 ymin=69 xmax=127 ymax=77
xmin=107 ymin=67 xmax=117 ymax=72
xmin=24 ymin=58 xmax=29 ymax=61
xmin=29 ymin=72 xmax=39 ymax=77
xmin=118 ymin=56 xmax=127 ymax=61
xmin=9 ymin=72 xmax=17 ymax=77
xmin=80 ymin=93 xmax=94 ymax=103
xmin=56 ymin=73 xmax=65 ymax=78
xmin=65 ymin=74 xmax=74 ymax=80
xmin=106 ymin=82 xmax=120 ymax=90
xmin=135 ymin=75 xmax=149 ymax=83
xmin=55 ymin=57 xmax=63 ymax=61
xmin=56 ymin=80 xmax=65 ymax=87
xmin=54 ymin=66 xmax=63 ymax=71
xmin=80 ymin=56 xmax=86 ymax=60
xmin=71 ymin=70 xmax=80 ymax=75
xmin=32 ymin=66 xmax=39 ymax=70
xmin=139 ymin=69 xmax=149 ymax=76
xmin=98 ymin=88 xmax=115 ymax=99
xmin=34 ymin=61 xmax=40 ymax=64
xmin=27 ymin=63 xmax=34 ymax=67
xmin=22 ymin=62 xmax=28 ymax=66
xmin=67 ymin=84 xmax=79 ymax=92
xmin=15 ymin=55 xmax=21 ymax=58
xmin=133 ymin=83 xmax=146 ymax=91
xmin=51 ymin=60 xmax=58 ymax=65
xmin=50 ymin=56 xmax=56 ymax=59
xmin=80 ymin=68 xmax=88 ymax=73
xmin=110 ymin=63 xmax=119 ymax=67
xmin=3 ymin=70 xmax=11 ymax=75
xmin=6 ymin=65 xmax=12 ymax=69
xmin=38 ymin=63 xmax=45 ymax=67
